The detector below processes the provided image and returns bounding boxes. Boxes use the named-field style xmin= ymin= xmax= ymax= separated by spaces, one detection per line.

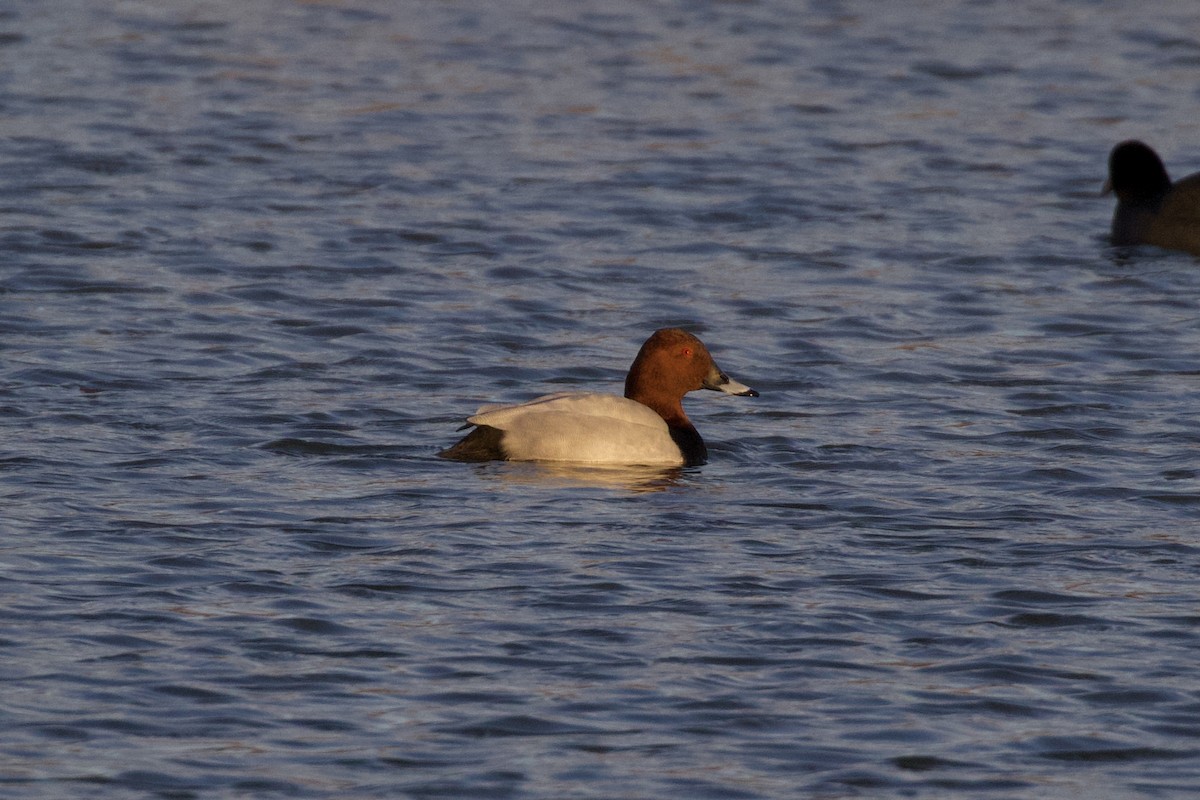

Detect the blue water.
xmin=4 ymin=1 xmax=1200 ymax=798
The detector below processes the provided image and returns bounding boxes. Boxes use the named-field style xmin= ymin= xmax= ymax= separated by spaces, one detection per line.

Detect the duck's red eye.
xmin=681 ymin=347 xmax=692 ymax=357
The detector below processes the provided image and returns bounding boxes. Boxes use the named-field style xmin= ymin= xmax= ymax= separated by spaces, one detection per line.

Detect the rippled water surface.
xmin=4 ymin=1 xmax=1200 ymax=798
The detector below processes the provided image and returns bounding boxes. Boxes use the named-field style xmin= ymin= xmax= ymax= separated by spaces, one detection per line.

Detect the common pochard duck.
xmin=440 ymin=328 xmax=757 ymax=466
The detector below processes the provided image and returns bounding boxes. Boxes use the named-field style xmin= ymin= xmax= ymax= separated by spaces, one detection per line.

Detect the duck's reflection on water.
xmin=473 ymin=460 xmax=688 ymax=493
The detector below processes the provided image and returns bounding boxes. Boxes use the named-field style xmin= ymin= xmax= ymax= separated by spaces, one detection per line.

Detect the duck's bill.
xmin=703 ymin=369 xmax=759 ymax=397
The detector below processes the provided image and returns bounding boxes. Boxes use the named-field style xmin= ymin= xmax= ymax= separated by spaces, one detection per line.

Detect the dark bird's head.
xmin=1105 ymin=140 xmax=1171 ymax=208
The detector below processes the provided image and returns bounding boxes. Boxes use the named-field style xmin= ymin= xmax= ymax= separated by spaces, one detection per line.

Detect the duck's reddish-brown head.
xmin=624 ymin=328 xmax=756 ymax=424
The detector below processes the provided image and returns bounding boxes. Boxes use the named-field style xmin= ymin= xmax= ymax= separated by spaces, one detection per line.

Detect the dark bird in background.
xmin=1105 ymin=140 xmax=1200 ymax=256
